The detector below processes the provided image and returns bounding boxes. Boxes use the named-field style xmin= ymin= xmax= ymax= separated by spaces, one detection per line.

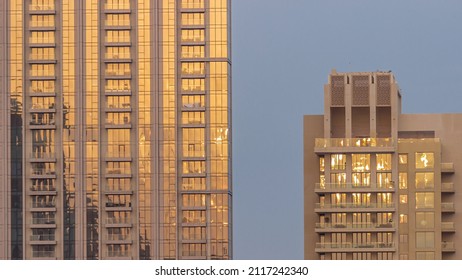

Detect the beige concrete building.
xmin=304 ymin=70 xmax=462 ymax=260
xmin=0 ymin=0 xmax=231 ymax=260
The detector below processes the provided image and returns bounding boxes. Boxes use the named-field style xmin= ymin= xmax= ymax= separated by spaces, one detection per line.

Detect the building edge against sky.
xmin=0 ymin=0 xmax=232 ymax=260
xmin=304 ymin=70 xmax=462 ymax=260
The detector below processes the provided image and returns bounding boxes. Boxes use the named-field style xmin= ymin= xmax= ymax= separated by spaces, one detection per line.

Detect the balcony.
xmin=30 ymin=234 xmax=56 ymax=245
xmin=31 ymin=218 xmax=56 ymax=228
xmin=32 ymin=251 xmax=56 ymax=259
xmin=30 ymin=169 xmax=57 ymax=179
xmin=315 ymin=183 xmax=394 ymax=193
xmin=106 ymin=217 xmax=132 ymax=227
xmin=29 ymin=119 xmax=56 ymax=130
xmin=442 ymin=242 xmax=455 ymax=252
xmin=30 ymin=152 xmax=57 ymax=163
xmin=315 ymin=203 xmax=395 ymax=213
xmin=105 ymin=201 xmax=132 ymax=212
xmin=105 ymin=186 xmax=133 ymax=195
xmin=442 ymin=202 xmax=455 ymax=213
xmin=29 ymin=5 xmax=56 ymax=14
xmin=314 ymin=138 xmax=395 ymax=154
xmin=182 ymin=103 xmax=205 ymax=111
xmin=441 ymin=163 xmax=455 ymax=173
xmin=29 ymin=88 xmax=56 ymax=97
xmin=442 ymin=183 xmax=455 ymax=193
xmin=442 ymin=222 xmax=455 ymax=232
xmin=30 ymin=183 xmax=56 ymax=192
xmin=104 ymin=119 xmax=131 ymax=129
xmin=315 ymin=242 xmax=395 ymax=253
xmin=105 ymin=103 xmax=131 ymax=112
xmin=106 ymin=251 xmax=131 ymax=259
xmin=105 ymin=89 xmax=131 ymax=96
xmin=104 ymin=4 xmax=130 ymax=11
xmin=106 ymin=234 xmax=132 ymax=244
xmin=31 ymin=201 xmax=56 ymax=209
xmin=30 ymin=103 xmax=56 ymax=113
xmin=315 ymin=222 xmax=395 ymax=233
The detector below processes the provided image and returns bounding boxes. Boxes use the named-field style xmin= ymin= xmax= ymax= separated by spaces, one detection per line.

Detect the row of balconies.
xmin=315 ymin=183 xmax=394 ymax=193
xmin=316 ymin=242 xmax=456 ymax=253
xmin=316 ymin=182 xmax=454 ymax=193
xmin=315 ymin=222 xmax=395 ymax=232
xmin=315 ymin=203 xmax=395 ymax=213
xmin=315 ymin=242 xmax=395 ymax=252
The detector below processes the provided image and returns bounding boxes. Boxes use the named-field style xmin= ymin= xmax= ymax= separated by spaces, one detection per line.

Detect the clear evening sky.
xmin=232 ymin=0 xmax=462 ymax=259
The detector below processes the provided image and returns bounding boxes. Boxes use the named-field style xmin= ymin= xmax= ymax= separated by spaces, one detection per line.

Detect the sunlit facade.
xmin=304 ymin=70 xmax=462 ymax=260
xmin=0 ymin=0 xmax=232 ymax=260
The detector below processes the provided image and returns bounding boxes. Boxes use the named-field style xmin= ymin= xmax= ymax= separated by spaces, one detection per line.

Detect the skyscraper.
xmin=304 ymin=70 xmax=462 ymax=260
xmin=0 ymin=0 xmax=231 ymax=260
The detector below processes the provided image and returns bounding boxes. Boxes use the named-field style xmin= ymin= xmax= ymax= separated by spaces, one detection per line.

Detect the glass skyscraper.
xmin=0 ymin=0 xmax=231 ymax=260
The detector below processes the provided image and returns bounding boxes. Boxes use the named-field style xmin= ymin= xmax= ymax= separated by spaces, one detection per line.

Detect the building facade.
xmin=304 ymin=70 xmax=462 ymax=260
xmin=0 ymin=0 xmax=232 ymax=260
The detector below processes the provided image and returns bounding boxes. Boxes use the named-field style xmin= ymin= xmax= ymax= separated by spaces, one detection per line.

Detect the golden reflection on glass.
xmin=415 ymin=172 xmax=434 ymax=189
xmin=352 ymin=154 xmax=370 ymax=172
xmin=415 ymin=152 xmax=434 ymax=169
xmin=415 ymin=192 xmax=434 ymax=209
xmin=160 ymin=0 xmax=177 ymax=260
xmin=330 ymin=154 xmax=346 ymax=170
xmin=398 ymin=172 xmax=407 ymax=189
xmin=399 ymin=154 xmax=407 ymax=165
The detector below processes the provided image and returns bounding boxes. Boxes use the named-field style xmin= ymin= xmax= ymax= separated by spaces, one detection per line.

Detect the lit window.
xmin=399 ymin=173 xmax=407 ymax=189
xmin=319 ymin=157 xmax=325 ymax=173
xmin=415 ymin=152 xmax=434 ymax=169
xmin=399 ymin=214 xmax=408 ymax=224
xmin=377 ymin=172 xmax=392 ymax=188
xmin=330 ymin=154 xmax=346 ymax=170
xmin=399 ymin=154 xmax=408 ymax=165
xmin=415 ymin=172 xmax=434 ymax=189
xmin=352 ymin=154 xmax=370 ymax=172
xmin=376 ymin=154 xmax=392 ymax=171
xmin=399 ymin=195 xmax=407 ymax=204
xmin=330 ymin=173 xmax=346 ymax=185
xmin=415 ymin=192 xmax=434 ymax=209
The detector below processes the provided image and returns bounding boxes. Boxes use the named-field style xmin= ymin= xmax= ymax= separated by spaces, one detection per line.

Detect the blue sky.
xmin=232 ymin=0 xmax=462 ymax=259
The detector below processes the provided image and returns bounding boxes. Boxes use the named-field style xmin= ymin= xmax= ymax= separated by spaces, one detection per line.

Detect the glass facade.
xmin=0 ymin=0 xmax=231 ymax=260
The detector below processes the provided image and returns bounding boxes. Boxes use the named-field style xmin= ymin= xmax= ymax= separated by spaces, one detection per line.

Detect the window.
xmin=399 ymin=214 xmax=408 ymax=224
xmin=415 ymin=152 xmax=434 ymax=169
xmin=399 ymin=234 xmax=408 ymax=243
xmin=399 ymin=172 xmax=407 ymax=189
xmin=181 ymin=46 xmax=205 ymax=58
xmin=415 ymin=172 xmax=434 ymax=189
xmin=416 ymin=252 xmax=434 ymax=260
xmin=181 ymin=0 xmax=205 ymax=9
xmin=399 ymin=254 xmax=408 ymax=260
xmin=415 ymin=192 xmax=434 ymax=209
xmin=416 ymin=212 xmax=434 ymax=229
xmin=330 ymin=173 xmax=346 ymax=185
xmin=352 ymin=154 xmax=370 ymax=172
xmin=319 ymin=157 xmax=325 ymax=188
xmin=331 ymin=154 xmax=346 ymax=170
xmin=399 ymin=195 xmax=408 ymax=204
xmin=416 ymin=232 xmax=434 ymax=249
xmin=376 ymin=154 xmax=392 ymax=171
xmin=399 ymin=154 xmax=408 ymax=166
xmin=352 ymin=154 xmax=370 ymax=187
xmin=181 ymin=62 xmax=205 ymax=75
xmin=377 ymin=172 xmax=392 ymax=188
xmin=181 ymin=13 xmax=205 ymax=26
